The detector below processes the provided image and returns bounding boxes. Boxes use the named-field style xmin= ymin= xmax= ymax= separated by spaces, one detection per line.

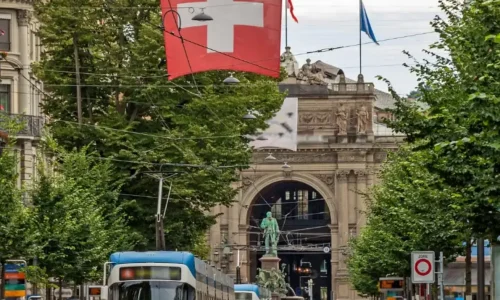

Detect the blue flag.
xmin=360 ymin=0 xmax=379 ymax=45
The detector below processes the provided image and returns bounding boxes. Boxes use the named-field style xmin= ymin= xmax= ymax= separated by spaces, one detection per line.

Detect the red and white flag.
xmin=286 ymin=0 xmax=298 ymax=23
xmin=161 ymin=0 xmax=283 ymax=80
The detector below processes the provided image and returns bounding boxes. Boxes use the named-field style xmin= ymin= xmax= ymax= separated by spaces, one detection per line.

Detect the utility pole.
xmin=73 ymin=34 xmax=82 ymax=125
xmin=155 ymin=176 xmax=165 ymax=250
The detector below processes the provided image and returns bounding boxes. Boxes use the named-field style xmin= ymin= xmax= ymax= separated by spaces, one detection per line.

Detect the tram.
xmin=102 ymin=251 xmax=235 ymax=300
xmin=235 ymin=284 xmax=271 ymax=300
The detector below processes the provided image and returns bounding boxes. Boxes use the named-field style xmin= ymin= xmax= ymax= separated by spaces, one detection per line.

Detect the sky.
xmin=281 ymin=0 xmax=443 ymax=95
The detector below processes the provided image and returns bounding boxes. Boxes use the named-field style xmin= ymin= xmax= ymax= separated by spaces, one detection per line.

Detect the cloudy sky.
xmin=281 ymin=0 xmax=443 ymax=95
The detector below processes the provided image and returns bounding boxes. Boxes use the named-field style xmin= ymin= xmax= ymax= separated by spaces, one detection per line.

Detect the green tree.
xmin=347 ymin=148 xmax=468 ymax=295
xmin=381 ymin=0 xmax=500 ymax=240
xmin=0 ymin=114 xmax=34 ymax=298
xmin=29 ymin=145 xmax=137 ymax=285
xmin=34 ymin=0 xmax=285 ymax=250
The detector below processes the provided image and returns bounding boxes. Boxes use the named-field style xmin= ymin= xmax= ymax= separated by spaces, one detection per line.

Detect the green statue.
xmin=260 ymin=211 xmax=279 ymax=256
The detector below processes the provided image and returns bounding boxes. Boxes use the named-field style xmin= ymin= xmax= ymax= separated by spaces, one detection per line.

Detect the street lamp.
xmin=161 ymin=8 xmax=213 ymax=31
xmin=223 ymin=73 xmax=240 ymax=85
xmin=243 ymin=112 xmax=256 ymax=120
xmin=192 ymin=9 xmax=213 ymax=21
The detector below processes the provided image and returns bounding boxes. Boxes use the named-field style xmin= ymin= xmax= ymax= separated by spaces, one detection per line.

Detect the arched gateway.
xmin=206 ymin=49 xmax=402 ymax=300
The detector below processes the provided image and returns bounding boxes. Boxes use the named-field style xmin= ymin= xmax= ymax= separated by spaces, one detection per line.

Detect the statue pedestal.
xmin=337 ymin=135 xmax=348 ymax=144
xmin=356 ymin=134 xmax=367 ymax=143
xmin=260 ymin=255 xmax=281 ymax=271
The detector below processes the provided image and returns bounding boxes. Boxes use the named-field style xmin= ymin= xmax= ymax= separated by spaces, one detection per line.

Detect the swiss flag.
xmin=161 ymin=0 xmax=282 ymax=80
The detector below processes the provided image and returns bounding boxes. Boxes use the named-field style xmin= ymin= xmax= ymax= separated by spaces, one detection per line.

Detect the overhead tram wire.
xmin=32 ymin=30 xmax=435 ymax=79
xmin=164 ymin=0 xmax=202 ymax=95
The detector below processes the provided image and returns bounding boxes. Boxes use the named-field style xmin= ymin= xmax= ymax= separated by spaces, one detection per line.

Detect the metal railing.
xmin=0 ymin=113 xmax=45 ymax=138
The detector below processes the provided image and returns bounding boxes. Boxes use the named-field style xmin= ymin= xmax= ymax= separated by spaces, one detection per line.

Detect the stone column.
xmin=228 ymin=201 xmax=239 ymax=274
xmin=20 ymin=140 xmax=34 ymax=185
xmin=354 ymin=170 xmax=367 ymax=233
xmin=17 ymin=10 xmax=31 ymax=115
xmin=329 ymin=225 xmax=339 ymax=300
xmin=337 ymin=170 xmax=350 ymax=270
xmin=238 ymin=224 xmax=250 ymax=282
xmin=210 ymin=205 xmax=221 ymax=266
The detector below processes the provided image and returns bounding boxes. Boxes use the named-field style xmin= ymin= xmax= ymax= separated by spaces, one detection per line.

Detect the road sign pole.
xmin=439 ymin=252 xmax=444 ymax=300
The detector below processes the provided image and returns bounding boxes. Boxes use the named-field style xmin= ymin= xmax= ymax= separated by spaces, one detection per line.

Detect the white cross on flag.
xmin=161 ymin=0 xmax=282 ymax=80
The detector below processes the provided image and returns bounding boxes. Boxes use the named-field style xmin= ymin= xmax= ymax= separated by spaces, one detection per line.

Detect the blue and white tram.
xmin=235 ymin=284 xmax=271 ymax=300
xmin=104 ymin=251 xmax=235 ymax=300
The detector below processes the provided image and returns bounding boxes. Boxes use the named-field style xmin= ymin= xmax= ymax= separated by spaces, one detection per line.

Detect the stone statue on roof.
xmin=297 ymin=59 xmax=327 ymax=85
xmin=280 ymin=46 xmax=300 ymax=78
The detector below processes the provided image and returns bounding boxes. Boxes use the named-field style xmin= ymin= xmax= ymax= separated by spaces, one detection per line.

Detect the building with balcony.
xmin=0 ymin=1 xmax=43 ymax=186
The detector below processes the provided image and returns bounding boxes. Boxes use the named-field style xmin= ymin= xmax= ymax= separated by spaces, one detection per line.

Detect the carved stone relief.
xmin=374 ymin=151 xmax=388 ymax=163
xmin=337 ymin=170 xmax=350 ymax=181
xmin=354 ymin=170 xmax=368 ymax=178
xmin=337 ymin=152 xmax=366 ymax=163
xmin=298 ymin=111 xmax=333 ymax=126
xmin=315 ymin=174 xmax=335 ymax=191
xmin=17 ymin=10 xmax=31 ymax=26
xmin=241 ymin=175 xmax=265 ymax=193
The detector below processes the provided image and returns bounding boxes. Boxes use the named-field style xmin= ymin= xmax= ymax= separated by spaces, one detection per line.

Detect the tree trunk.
xmin=73 ymin=34 xmax=83 ymax=125
xmin=58 ymin=278 xmax=63 ymax=300
xmin=80 ymin=283 xmax=85 ymax=300
xmin=466 ymin=240 xmax=472 ymax=296
xmin=46 ymin=286 xmax=51 ymax=300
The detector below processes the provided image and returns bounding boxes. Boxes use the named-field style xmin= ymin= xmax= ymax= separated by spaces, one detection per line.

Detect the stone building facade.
xmin=0 ymin=0 xmax=43 ymax=186
xmin=207 ymin=48 xmax=402 ymax=300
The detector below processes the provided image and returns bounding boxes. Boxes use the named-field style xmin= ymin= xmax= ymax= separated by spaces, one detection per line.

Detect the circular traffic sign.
xmin=414 ymin=258 xmax=432 ymax=276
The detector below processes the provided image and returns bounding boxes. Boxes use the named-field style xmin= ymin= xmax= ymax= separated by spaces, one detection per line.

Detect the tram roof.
xmin=235 ymin=284 xmax=260 ymax=296
xmin=110 ymin=251 xmax=196 ymax=275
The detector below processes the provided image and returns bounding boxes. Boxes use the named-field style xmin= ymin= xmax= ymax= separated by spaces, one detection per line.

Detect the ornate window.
xmin=0 ymin=19 xmax=10 ymax=51
xmin=0 ymin=84 xmax=10 ymax=112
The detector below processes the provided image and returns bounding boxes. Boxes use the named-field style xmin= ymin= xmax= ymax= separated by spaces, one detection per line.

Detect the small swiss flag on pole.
xmin=162 ymin=0 xmax=283 ymax=80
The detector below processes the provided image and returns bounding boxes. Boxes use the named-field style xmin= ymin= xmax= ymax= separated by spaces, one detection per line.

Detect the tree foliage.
xmin=349 ymin=0 xmax=500 ymax=294
xmin=29 ymin=144 xmax=137 ymax=283
xmin=34 ymin=0 xmax=285 ymax=250
xmin=382 ymin=0 xmax=500 ymax=239
xmin=347 ymin=148 xmax=467 ymax=295
xmin=0 ymin=114 xmax=31 ymax=261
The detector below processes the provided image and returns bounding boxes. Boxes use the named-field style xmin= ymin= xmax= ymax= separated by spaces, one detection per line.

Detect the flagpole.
xmin=359 ymin=0 xmax=362 ymax=75
xmin=285 ymin=0 xmax=288 ymax=47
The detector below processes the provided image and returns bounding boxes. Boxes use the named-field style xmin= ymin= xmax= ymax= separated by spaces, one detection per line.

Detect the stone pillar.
xmin=337 ymin=170 xmax=350 ymax=270
xmin=228 ymin=201 xmax=239 ymax=274
xmin=354 ymin=170 xmax=367 ymax=232
xmin=210 ymin=205 xmax=221 ymax=265
xmin=238 ymin=224 xmax=250 ymax=282
xmin=329 ymin=225 xmax=339 ymax=300
xmin=17 ymin=10 xmax=31 ymax=115
xmin=20 ymin=140 xmax=34 ymax=185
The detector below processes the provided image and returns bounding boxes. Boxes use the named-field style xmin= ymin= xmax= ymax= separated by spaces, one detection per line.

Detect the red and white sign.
xmin=161 ymin=0 xmax=282 ymax=80
xmin=411 ymin=251 xmax=435 ymax=284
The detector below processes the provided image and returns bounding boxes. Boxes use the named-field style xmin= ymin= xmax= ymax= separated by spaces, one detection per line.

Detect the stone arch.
xmin=239 ymin=172 xmax=338 ymax=226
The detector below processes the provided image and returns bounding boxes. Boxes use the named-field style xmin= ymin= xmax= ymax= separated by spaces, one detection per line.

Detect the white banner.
xmin=250 ymin=97 xmax=298 ymax=151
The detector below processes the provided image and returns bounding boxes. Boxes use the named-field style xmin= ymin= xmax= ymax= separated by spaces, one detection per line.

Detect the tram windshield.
xmin=112 ymin=281 xmax=195 ymax=300
xmin=235 ymin=292 xmax=252 ymax=300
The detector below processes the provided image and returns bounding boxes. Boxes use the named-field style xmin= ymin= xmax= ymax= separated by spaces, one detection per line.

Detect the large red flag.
xmin=161 ymin=0 xmax=282 ymax=80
